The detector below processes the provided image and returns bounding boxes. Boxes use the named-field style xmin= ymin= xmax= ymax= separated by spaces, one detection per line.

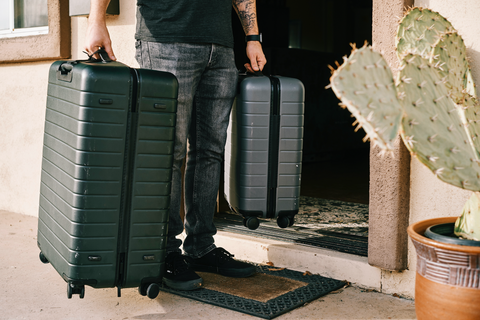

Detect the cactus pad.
xmin=431 ymin=32 xmax=475 ymax=102
xmin=329 ymin=46 xmax=403 ymax=151
xmin=398 ymin=54 xmax=480 ymax=191
xmin=396 ymin=7 xmax=453 ymax=59
xmin=454 ymin=192 xmax=480 ymax=241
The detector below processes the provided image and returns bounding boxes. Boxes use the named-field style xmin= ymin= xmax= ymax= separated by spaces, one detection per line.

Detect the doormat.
xmin=159 ymin=265 xmax=346 ymax=319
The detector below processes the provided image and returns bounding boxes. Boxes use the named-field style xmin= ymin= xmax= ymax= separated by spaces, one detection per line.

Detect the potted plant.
xmin=328 ymin=7 xmax=480 ymax=320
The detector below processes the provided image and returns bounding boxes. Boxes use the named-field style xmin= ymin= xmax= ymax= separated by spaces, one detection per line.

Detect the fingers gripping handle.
xmin=87 ymin=48 xmax=112 ymax=62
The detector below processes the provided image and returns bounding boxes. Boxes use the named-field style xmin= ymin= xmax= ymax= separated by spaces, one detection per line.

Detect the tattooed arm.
xmin=233 ymin=0 xmax=267 ymax=72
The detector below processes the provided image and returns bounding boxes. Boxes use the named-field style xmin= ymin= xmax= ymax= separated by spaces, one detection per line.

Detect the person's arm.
xmin=233 ymin=0 xmax=267 ymax=72
xmin=84 ymin=0 xmax=116 ymax=60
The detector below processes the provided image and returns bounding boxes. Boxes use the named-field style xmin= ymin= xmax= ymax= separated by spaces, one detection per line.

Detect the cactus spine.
xmin=329 ymin=7 xmax=480 ymax=240
xmin=396 ymin=7 xmax=453 ymax=60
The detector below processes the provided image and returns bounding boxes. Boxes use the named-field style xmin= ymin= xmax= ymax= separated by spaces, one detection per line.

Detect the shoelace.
xmin=213 ymin=248 xmax=234 ymax=265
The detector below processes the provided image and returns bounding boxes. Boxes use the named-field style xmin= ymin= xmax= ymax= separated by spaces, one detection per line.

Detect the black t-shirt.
xmin=135 ymin=0 xmax=234 ymax=48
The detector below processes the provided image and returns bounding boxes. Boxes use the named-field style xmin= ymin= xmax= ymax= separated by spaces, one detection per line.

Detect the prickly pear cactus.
xmin=454 ymin=192 xmax=480 ymax=241
xmin=329 ymin=46 xmax=403 ymax=152
xmin=330 ymin=7 xmax=480 ymax=240
xmin=396 ymin=7 xmax=453 ymax=59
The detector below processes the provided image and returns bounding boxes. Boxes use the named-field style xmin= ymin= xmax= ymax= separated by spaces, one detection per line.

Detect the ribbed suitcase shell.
xmin=37 ymin=57 xmax=178 ymax=298
xmin=224 ymin=75 xmax=304 ymax=229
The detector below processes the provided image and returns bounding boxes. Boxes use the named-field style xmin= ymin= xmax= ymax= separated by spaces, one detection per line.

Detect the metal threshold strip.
xmin=215 ymin=212 xmax=368 ymax=257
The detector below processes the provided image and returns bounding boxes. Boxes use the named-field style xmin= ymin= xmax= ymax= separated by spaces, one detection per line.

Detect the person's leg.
xmin=135 ymin=40 xmax=211 ymax=290
xmin=181 ymin=44 xmax=256 ymax=278
xmin=136 ymin=40 xmax=208 ymax=253
xmin=182 ymin=44 xmax=238 ymax=258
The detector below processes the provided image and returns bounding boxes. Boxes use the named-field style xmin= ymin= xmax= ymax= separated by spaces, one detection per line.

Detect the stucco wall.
xmin=0 ymin=62 xmax=50 ymax=216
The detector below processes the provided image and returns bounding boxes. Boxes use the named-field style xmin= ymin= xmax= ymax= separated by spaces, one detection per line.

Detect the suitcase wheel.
xmin=277 ymin=216 xmax=295 ymax=228
xmin=139 ymin=283 xmax=160 ymax=299
xmin=138 ymin=284 xmax=147 ymax=296
xmin=39 ymin=252 xmax=49 ymax=264
xmin=243 ymin=217 xmax=260 ymax=230
xmin=288 ymin=217 xmax=295 ymax=227
xmin=67 ymin=283 xmax=85 ymax=299
xmin=147 ymin=283 xmax=160 ymax=299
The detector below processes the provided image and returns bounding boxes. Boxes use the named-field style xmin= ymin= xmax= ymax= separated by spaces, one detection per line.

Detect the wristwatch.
xmin=245 ymin=34 xmax=262 ymax=43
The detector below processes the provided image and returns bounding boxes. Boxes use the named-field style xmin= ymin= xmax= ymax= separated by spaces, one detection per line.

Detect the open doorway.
xmin=218 ymin=0 xmax=372 ymax=256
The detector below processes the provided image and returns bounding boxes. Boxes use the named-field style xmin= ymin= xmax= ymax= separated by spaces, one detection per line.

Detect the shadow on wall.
xmin=467 ymin=48 xmax=480 ymax=97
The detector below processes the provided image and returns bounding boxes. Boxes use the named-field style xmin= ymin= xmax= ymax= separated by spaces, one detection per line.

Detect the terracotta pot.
xmin=408 ymin=217 xmax=480 ymax=320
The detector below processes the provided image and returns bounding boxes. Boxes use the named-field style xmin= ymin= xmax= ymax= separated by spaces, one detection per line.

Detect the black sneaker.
xmin=185 ymin=248 xmax=256 ymax=278
xmin=163 ymin=252 xmax=203 ymax=291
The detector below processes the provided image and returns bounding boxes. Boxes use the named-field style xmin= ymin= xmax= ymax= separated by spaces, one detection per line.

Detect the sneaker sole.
xmin=162 ymin=277 xmax=203 ymax=291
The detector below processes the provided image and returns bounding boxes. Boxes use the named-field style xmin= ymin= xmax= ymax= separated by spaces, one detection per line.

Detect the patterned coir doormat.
xmin=160 ymin=265 xmax=346 ymax=319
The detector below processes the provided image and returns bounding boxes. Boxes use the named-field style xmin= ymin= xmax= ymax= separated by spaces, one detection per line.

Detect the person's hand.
xmin=84 ymin=22 xmax=116 ymax=61
xmin=244 ymin=41 xmax=266 ymax=73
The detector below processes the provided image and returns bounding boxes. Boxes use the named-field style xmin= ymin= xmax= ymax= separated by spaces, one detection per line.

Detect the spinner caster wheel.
xmin=138 ymin=284 xmax=148 ymax=296
xmin=67 ymin=283 xmax=85 ymax=299
xmin=277 ymin=216 xmax=291 ymax=228
xmin=39 ymin=252 xmax=49 ymax=264
xmin=244 ymin=217 xmax=259 ymax=230
xmin=288 ymin=217 xmax=295 ymax=227
xmin=146 ymin=283 xmax=160 ymax=299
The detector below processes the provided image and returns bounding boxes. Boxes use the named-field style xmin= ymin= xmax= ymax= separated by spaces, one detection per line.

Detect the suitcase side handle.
xmin=57 ymin=62 xmax=75 ymax=82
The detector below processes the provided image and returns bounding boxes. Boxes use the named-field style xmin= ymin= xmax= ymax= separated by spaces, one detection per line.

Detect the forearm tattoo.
xmin=233 ymin=0 xmax=257 ymax=34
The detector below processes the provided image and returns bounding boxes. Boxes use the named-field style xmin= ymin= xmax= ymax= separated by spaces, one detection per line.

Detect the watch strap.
xmin=245 ymin=34 xmax=262 ymax=43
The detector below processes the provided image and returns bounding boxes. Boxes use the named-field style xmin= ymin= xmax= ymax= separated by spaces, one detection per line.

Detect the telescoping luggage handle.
xmin=57 ymin=48 xmax=112 ymax=82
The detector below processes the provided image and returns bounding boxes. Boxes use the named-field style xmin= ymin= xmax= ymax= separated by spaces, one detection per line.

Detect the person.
xmin=85 ymin=0 xmax=267 ymax=291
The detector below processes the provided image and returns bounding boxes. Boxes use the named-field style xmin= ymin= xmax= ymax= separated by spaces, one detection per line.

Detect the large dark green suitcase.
xmin=37 ymin=53 xmax=178 ymax=299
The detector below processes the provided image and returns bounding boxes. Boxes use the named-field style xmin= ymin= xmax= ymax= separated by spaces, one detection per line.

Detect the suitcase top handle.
xmin=240 ymin=70 xmax=264 ymax=77
xmin=56 ymin=49 xmax=114 ymax=82
xmin=86 ymin=48 xmax=112 ymax=63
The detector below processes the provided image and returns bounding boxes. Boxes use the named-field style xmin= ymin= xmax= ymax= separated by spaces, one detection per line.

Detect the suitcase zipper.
xmin=115 ymin=69 xmax=140 ymax=296
xmin=267 ymin=76 xmax=281 ymax=218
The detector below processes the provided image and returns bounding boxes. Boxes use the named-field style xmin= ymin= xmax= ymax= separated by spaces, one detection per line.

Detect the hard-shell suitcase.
xmin=37 ymin=53 xmax=178 ymax=299
xmin=224 ymin=74 xmax=305 ymax=230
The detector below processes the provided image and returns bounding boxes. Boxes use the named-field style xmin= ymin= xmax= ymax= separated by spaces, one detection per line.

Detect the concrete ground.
xmin=0 ymin=210 xmax=417 ymax=320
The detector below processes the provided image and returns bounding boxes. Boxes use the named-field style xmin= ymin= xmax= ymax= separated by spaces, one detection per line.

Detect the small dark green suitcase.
xmin=37 ymin=52 xmax=178 ymax=299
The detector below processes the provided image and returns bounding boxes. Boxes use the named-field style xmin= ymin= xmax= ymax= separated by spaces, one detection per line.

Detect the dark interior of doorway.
xmin=218 ymin=0 xmax=372 ymax=256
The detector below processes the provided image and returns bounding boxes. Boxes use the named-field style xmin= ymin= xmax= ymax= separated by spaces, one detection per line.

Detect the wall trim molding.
xmin=368 ymin=0 xmax=414 ymax=271
xmin=0 ymin=0 xmax=71 ymax=63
